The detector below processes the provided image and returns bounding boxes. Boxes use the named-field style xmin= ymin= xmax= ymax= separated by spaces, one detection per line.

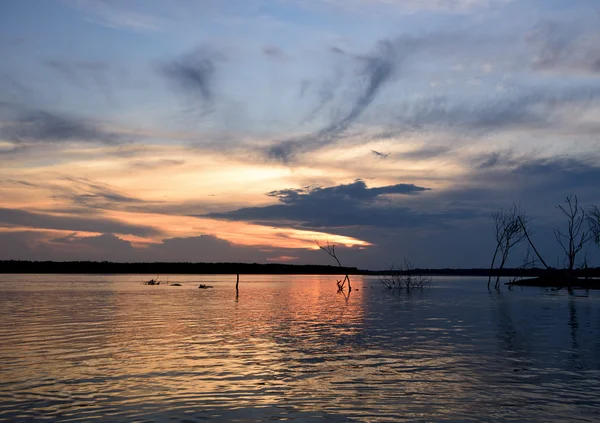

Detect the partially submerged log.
xmin=198 ymin=284 xmax=214 ymax=289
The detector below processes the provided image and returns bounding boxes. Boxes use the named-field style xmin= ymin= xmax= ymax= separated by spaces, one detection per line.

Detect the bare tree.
xmin=589 ymin=206 xmax=600 ymax=247
xmin=488 ymin=205 xmax=527 ymax=290
xmin=554 ymin=195 xmax=592 ymax=271
xmin=379 ymin=258 xmax=431 ymax=290
xmin=316 ymin=240 xmax=351 ymax=292
xmin=517 ymin=215 xmax=550 ymax=271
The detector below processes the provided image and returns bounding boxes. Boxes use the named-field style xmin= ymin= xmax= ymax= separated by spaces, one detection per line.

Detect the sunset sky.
xmin=1 ymin=0 xmax=600 ymax=268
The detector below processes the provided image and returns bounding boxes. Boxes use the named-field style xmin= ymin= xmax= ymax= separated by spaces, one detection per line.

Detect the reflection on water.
xmin=1 ymin=274 xmax=599 ymax=422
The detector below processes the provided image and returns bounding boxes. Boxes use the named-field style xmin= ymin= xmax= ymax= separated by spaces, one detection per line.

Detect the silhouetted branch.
xmin=379 ymin=258 xmax=431 ymax=291
xmin=316 ymin=240 xmax=351 ymax=292
xmin=554 ymin=195 xmax=592 ymax=271
xmin=517 ymin=216 xmax=550 ymax=271
xmin=488 ymin=205 xmax=527 ymax=290
xmin=587 ymin=206 xmax=600 ymax=247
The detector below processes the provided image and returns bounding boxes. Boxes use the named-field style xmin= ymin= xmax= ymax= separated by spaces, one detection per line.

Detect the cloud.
xmin=365 ymin=0 xmax=514 ymax=13
xmin=160 ymin=47 xmax=224 ymax=107
xmin=42 ymin=58 xmax=114 ymax=99
xmin=50 ymin=232 xmax=134 ymax=260
xmin=401 ymin=145 xmax=451 ymax=160
xmin=61 ymin=177 xmax=145 ymax=209
xmin=66 ymin=0 xmax=165 ymax=32
xmin=389 ymin=86 xmax=600 ymax=136
xmin=262 ymin=46 xmax=290 ymax=62
xmin=475 ymin=151 xmax=518 ymax=169
xmin=527 ymin=21 xmax=600 ymax=75
xmin=43 ymin=58 xmax=110 ymax=79
xmin=511 ymin=157 xmax=600 ymax=193
xmin=0 ymin=208 xmax=160 ymax=237
xmin=131 ymin=159 xmax=186 ymax=170
xmin=267 ymin=37 xmax=417 ymax=161
xmin=300 ymin=0 xmax=514 ymax=14
xmin=0 ymin=231 xmax=359 ymax=265
xmin=0 ymin=176 xmax=150 ymax=215
xmin=202 ymin=179 xmax=442 ymax=229
xmin=0 ymin=109 xmax=123 ymax=145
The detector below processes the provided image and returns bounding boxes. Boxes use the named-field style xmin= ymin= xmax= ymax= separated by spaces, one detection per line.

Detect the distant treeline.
xmin=364 ymin=267 xmax=600 ymax=278
xmin=1 ymin=260 xmax=599 ymax=277
xmin=0 ymin=260 xmax=360 ymax=275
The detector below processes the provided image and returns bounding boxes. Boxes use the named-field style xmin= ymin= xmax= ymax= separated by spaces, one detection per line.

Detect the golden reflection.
xmin=92 ymin=276 xmax=368 ymax=408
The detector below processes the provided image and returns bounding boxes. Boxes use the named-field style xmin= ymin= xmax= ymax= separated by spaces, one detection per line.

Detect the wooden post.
xmin=236 ymin=273 xmax=239 ymax=292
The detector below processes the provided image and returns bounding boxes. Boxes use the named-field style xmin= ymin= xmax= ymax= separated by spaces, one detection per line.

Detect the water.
xmin=1 ymin=274 xmax=599 ymax=422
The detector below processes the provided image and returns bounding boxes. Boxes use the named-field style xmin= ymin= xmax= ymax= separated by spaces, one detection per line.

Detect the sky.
xmin=1 ymin=0 xmax=600 ymax=269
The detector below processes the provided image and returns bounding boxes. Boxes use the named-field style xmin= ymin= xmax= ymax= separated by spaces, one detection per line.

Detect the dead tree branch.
xmin=517 ymin=216 xmax=550 ymax=271
xmin=316 ymin=240 xmax=351 ymax=292
xmin=379 ymin=258 xmax=430 ymax=291
xmin=488 ymin=205 xmax=527 ymax=290
xmin=554 ymin=195 xmax=592 ymax=271
xmin=588 ymin=206 xmax=600 ymax=248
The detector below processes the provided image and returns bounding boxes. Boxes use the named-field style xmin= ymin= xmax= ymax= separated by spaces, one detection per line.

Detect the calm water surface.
xmin=1 ymin=274 xmax=599 ymax=422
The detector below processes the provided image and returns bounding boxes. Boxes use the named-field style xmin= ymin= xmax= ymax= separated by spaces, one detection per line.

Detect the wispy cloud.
xmin=66 ymin=0 xmax=165 ymax=32
xmin=262 ymin=45 xmax=290 ymax=62
xmin=1 ymin=109 xmax=125 ymax=145
xmin=0 ymin=207 xmax=160 ymax=237
xmin=300 ymin=0 xmax=514 ymax=14
xmin=267 ymin=36 xmax=418 ymax=161
xmin=387 ymin=86 xmax=600 ymax=136
xmin=527 ymin=20 xmax=600 ymax=75
xmin=159 ymin=46 xmax=225 ymax=111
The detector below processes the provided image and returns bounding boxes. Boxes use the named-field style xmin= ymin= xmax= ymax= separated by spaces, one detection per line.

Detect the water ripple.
xmin=1 ymin=274 xmax=599 ymax=422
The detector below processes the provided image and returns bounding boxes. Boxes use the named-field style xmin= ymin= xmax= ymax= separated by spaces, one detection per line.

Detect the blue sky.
xmin=1 ymin=0 xmax=600 ymax=268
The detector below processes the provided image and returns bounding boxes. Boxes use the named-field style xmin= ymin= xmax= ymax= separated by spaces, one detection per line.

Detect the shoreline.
xmin=2 ymin=260 xmax=600 ymax=279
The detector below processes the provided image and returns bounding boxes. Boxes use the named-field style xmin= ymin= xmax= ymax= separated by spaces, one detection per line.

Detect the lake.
xmin=1 ymin=274 xmax=599 ymax=422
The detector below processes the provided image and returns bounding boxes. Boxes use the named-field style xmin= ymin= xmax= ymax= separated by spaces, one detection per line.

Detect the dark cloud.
xmin=323 ymin=39 xmax=411 ymax=135
xmin=420 ymin=155 xmax=600 ymax=222
xmin=401 ymin=145 xmax=451 ymax=160
xmin=475 ymin=151 xmax=519 ymax=169
xmin=0 ymin=207 xmax=160 ymax=237
xmin=527 ymin=21 xmax=600 ymax=74
xmin=0 ymin=231 xmax=54 ymax=261
xmin=160 ymin=47 xmax=223 ymax=105
xmin=389 ymin=87 xmax=600 ymax=136
xmin=262 ymin=46 xmax=289 ymax=61
xmin=0 ymin=231 xmax=353 ymax=266
xmin=3 ymin=179 xmax=37 ymax=187
xmin=200 ymin=179 xmax=456 ymax=229
xmin=268 ymin=179 xmax=428 ymax=203
xmin=0 ymin=109 xmax=123 ymax=144
xmin=50 ymin=232 xmax=134 ymax=261
xmin=62 ymin=176 xmax=141 ymax=204
xmin=0 ymin=231 xmax=135 ymax=262
xmin=512 ymin=157 xmax=600 ymax=193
